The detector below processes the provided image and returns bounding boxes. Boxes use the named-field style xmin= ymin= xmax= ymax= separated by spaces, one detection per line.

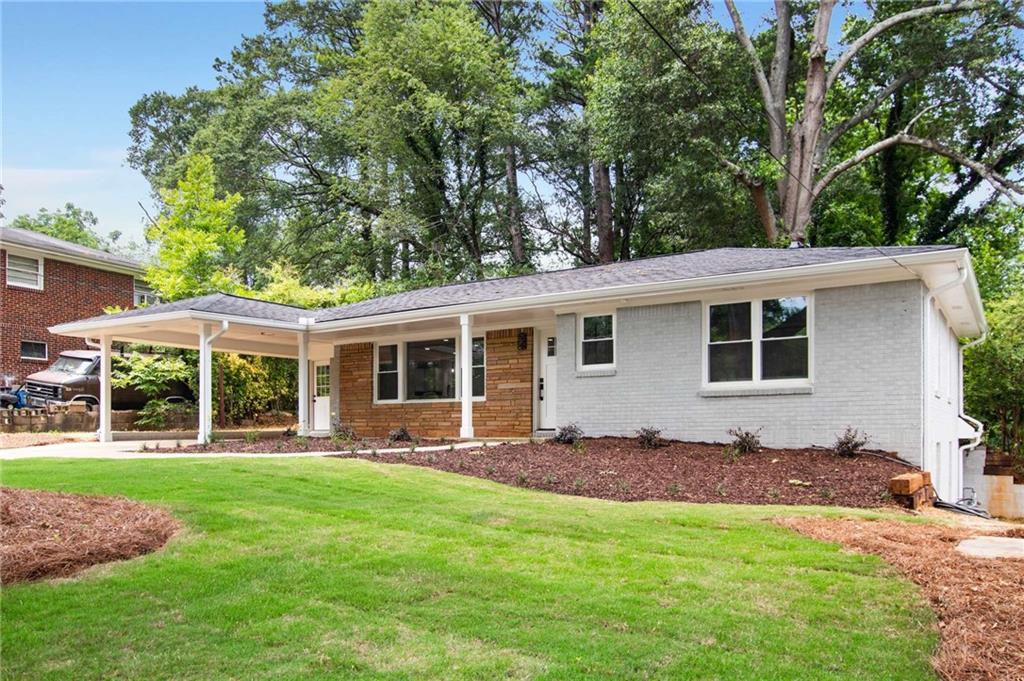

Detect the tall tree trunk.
xmin=593 ymin=159 xmax=614 ymax=263
xmin=581 ymin=161 xmax=593 ymax=263
xmin=880 ymin=86 xmax=906 ymax=243
xmin=780 ymin=0 xmax=836 ymax=244
xmin=505 ymin=144 xmax=526 ymax=265
xmin=613 ymin=159 xmax=631 ymax=260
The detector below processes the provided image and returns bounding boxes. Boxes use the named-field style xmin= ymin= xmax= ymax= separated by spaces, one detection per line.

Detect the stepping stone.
xmin=955 ymin=536 xmax=1024 ymax=559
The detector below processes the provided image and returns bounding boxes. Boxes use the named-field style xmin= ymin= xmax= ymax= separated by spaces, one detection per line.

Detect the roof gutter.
xmin=50 ymin=310 xmax=310 ymax=336
xmin=0 ymin=241 xmax=145 ymax=276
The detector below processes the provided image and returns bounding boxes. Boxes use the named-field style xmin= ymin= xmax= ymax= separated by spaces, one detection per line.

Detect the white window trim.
xmin=576 ymin=311 xmax=617 ymax=371
xmin=701 ymin=294 xmax=814 ymax=390
xmin=372 ymin=332 xmax=486 ymax=405
xmin=19 ymin=340 xmax=48 ymax=361
xmin=6 ymin=252 xmax=44 ymax=290
xmin=133 ymin=278 xmax=158 ymax=306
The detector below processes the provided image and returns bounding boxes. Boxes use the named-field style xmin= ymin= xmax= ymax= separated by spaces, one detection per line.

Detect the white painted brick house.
xmin=50 ymin=246 xmax=986 ymax=501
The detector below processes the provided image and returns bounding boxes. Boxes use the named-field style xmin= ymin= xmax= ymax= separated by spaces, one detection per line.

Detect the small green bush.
xmin=387 ymin=426 xmax=412 ymax=444
xmin=727 ymin=427 xmax=762 ymax=454
xmin=636 ymin=426 xmax=663 ymax=449
xmin=833 ymin=427 xmax=868 ymax=457
xmin=244 ymin=431 xmax=260 ymax=444
xmin=554 ymin=423 xmax=583 ymax=445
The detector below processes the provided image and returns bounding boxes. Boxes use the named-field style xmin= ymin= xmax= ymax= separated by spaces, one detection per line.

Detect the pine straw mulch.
xmin=329 ymin=437 xmax=912 ymax=507
xmin=777 ymin=516 xmax=1024 ymax=681
xmin=1 ymin=487 xmax=180 ymax=584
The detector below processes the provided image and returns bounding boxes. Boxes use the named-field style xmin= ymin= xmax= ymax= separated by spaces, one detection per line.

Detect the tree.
xmin=720 ymin=0 xmax=1024 ymax=244
xmin=10 ymin=203 xmax=108 ymax=249
xmin=145 ymin=154 xmax=246 ymax=301
xmin=965 ymin=290 xmax=1024 ymax=460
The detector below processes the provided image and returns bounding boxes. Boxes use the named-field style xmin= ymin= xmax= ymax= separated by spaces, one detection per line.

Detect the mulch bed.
xmin=1 ymin=487 xmax=180 ymax=584
xmin=177 ymin=436 xmax=446 ymax=454
xmin=329 ymin=437 xmax=913 ymax=507
xmin=778 ymin=517 xmax=1024 ymax=681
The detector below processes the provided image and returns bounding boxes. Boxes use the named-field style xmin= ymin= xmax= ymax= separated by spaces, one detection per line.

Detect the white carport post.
xmin=459 ymin=314 xmax=474 ymax=439
xmin=198 ymin=321 xmax=229 ymax=444
xmin=98 ymin=335 xmax=112 ymax=443
xmin=297 ymin=328 xmax=310 ymax=436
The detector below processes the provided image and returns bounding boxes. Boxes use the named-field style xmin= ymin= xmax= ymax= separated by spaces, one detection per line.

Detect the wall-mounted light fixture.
xmin=517 ymin=330 xmax=528 ymax=351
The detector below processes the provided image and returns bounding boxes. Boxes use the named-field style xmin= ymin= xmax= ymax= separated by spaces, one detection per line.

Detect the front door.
xmin=313 ymin=362 xmax=331 ymax=431
xmin=538 ymin=330 xmax=557 ymax=430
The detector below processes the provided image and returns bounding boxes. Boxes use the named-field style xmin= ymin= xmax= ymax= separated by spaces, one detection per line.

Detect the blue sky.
xmin=2 ymin=1 xmax=848 ymax=244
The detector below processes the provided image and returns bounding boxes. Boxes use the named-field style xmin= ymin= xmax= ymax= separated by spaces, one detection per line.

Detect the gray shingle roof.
xmin=314 ymin=246 xmax=958 ymax=322
xmin=65 ymin=246 xmax=959 ymax=328
xmin=0 ymin=226 xmax=143 ymax=272
xmin=72 ymin=292 xmax=310 ymax=325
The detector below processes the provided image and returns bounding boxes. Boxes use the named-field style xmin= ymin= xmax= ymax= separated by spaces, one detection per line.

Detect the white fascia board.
xmin=1 ymin=242 xmax=145 ymax=276
xmin=310 ymin=249 xmax=971 ymax=335
xmin=50 ymin=310 xmax=308 ymax=336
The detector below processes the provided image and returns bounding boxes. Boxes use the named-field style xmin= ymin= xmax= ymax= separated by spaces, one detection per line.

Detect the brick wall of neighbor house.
xmin=556 ymin=279 xmax=926 ymax=466
xmin=0 ymin=249 xmax=135 ymax=384
xmin=339 ymin=328 xmax=534 ymax=438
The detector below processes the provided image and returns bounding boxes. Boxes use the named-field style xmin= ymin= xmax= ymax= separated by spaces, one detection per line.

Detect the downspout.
xmin=921 ymin=267 xmax=967 ymax=487
xmin=957 ymin=330 xmax=987 ymax=471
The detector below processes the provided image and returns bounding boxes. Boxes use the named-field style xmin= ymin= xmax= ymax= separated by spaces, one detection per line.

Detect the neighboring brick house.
xmin=0 ymin=226 xmax=154 ymax=385
xmin=51 ymin=246 xmax=986 ymax=502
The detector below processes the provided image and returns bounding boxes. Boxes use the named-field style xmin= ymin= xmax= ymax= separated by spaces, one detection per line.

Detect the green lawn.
xmin=2 ymin=457 xmax=937 ymax=680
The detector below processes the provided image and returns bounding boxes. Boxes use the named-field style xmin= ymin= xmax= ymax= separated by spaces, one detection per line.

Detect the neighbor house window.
xmin=6 ymin=254 xmax=43 ymax=289
xmin=579 ymin=313 xmax=615 ymax=368
xmin=406 ymin=338 xmax=456 ymax=400
xmin=472 ymin=337 xmax=485 ymax=397
xmin=707 ymin=297 xmax=809 ymax=384
xmin=133 ymin=278 xmax=158 ymax=306
xmin=20 ymin=340 xmax=47 ymax=361
xmin=376 ymin=344 xmax=399 ymax=401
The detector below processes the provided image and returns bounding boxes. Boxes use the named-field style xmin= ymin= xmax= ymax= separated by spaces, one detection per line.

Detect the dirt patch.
xmin=329 ymin=437 xmax=912 ymax=507
xmin=778 ymin=516 xmax=1024 ymax=681
xmin=0 ymin=432 xmax=96 ymax=450
xmin=1 ymin=487 xmax=180 ymax=584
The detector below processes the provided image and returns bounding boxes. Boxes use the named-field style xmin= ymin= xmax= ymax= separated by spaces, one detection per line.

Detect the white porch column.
xmin=297 ymin=331 xmax=310 ymax=436
xmin=198 ymin=322 xmax=212 ymax=444
xmin=97 ymin=335 xmax=112 ymax=442
xmin=459 ymin=314 xmax=474 ymax=439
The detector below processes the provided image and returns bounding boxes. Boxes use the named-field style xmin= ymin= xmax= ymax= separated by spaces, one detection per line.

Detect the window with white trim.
xmin=376 ymin=344 xmax=399 ymax=401
xmin=315 ymin=364 xmax=331 ymax=397
xmin=20 ymin=340 xmax=48 ymax=361
xmin=133 ymin=278 xmax=158 ymax=306
xmin=707 ymin=297 xmax=809 ymax=384
xmin=579 ymin=313 xmax=615 ymax=368
xmin=471 ymin=337 xmax=485 ymax=397
xmin=6 ymin=254 xmax=43 ymax=289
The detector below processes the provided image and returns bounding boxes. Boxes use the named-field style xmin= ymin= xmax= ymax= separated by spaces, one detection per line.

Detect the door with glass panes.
xmin=313 ymin=362 xmax=331 ymax=431
xmin=538 ymin=329 xmax=557 ymax=430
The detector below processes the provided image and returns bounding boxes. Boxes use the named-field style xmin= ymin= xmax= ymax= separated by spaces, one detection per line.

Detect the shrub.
xmin=134 ymin=399 xmax=195 ymax=430
xmin=571 ymin=439 xmax=587 ymax=455
xmin=833 ymin=427 xmax=868 ymax=457
xmin=244 ymin=431 xmax=260 ymax=444
xmin=295 ymin=436 xmax=309 ymax=449
xmin=387 ymin=426 xmax=412 ymax=444
xmin=333 ymin=425 xmax=357 ymax=442
xmin=553 ymin=423 xmax=583 ymax=445
xmin=727 ymin=427 xmax=762 ymax=454
xmin=636 ymin=426 xmax=663 ymax=449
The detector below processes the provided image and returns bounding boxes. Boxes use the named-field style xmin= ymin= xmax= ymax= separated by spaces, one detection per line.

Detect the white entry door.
xmin=538 ymin=330 xmax=557 ymax=430
xmin=313 ymin=362 xmax=331 ymax=432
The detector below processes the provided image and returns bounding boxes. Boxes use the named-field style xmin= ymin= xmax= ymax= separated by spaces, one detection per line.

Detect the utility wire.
xmin=625 ymin=0 xmax=924 ymax=275
xmin=624 ymin=0 xmax=816 ymax=200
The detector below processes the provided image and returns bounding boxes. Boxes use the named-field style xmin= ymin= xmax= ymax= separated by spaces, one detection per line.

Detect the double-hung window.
xmin=579 ymin=313 xmax=615 ymax=369
xmin=707 ymin=296 xmax=809 ymax=385
xmin=471 ymin=337 xmax=485 ymax=397
xmin=376 ymin=344 xmax=399 ymax=401
xmin=133 ymin=278 xmax=158 ymax=306
xmin=6 ymin=254 xmax=43 ymax=289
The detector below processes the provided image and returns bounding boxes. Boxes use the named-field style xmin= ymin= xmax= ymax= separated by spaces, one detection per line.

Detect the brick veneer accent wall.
xmin=339 ymin=327 xmax=534 ymax=438
xmin=0 ymin=249 xmax=136 ymax=384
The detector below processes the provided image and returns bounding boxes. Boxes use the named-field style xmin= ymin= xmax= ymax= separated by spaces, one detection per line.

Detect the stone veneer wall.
xmin=339 ymin=327 xmax=534 ymax=438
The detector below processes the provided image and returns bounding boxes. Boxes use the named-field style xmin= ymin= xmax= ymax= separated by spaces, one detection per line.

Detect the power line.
xmin=623 ymin=0 xmax=816 ymax=199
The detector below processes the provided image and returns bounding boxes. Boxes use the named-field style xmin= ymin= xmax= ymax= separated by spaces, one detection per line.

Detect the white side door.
xmin=538 ymin=330 xmax=557 ymax=430
xmin=313 ymin=362 xmax=331 ymax=431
